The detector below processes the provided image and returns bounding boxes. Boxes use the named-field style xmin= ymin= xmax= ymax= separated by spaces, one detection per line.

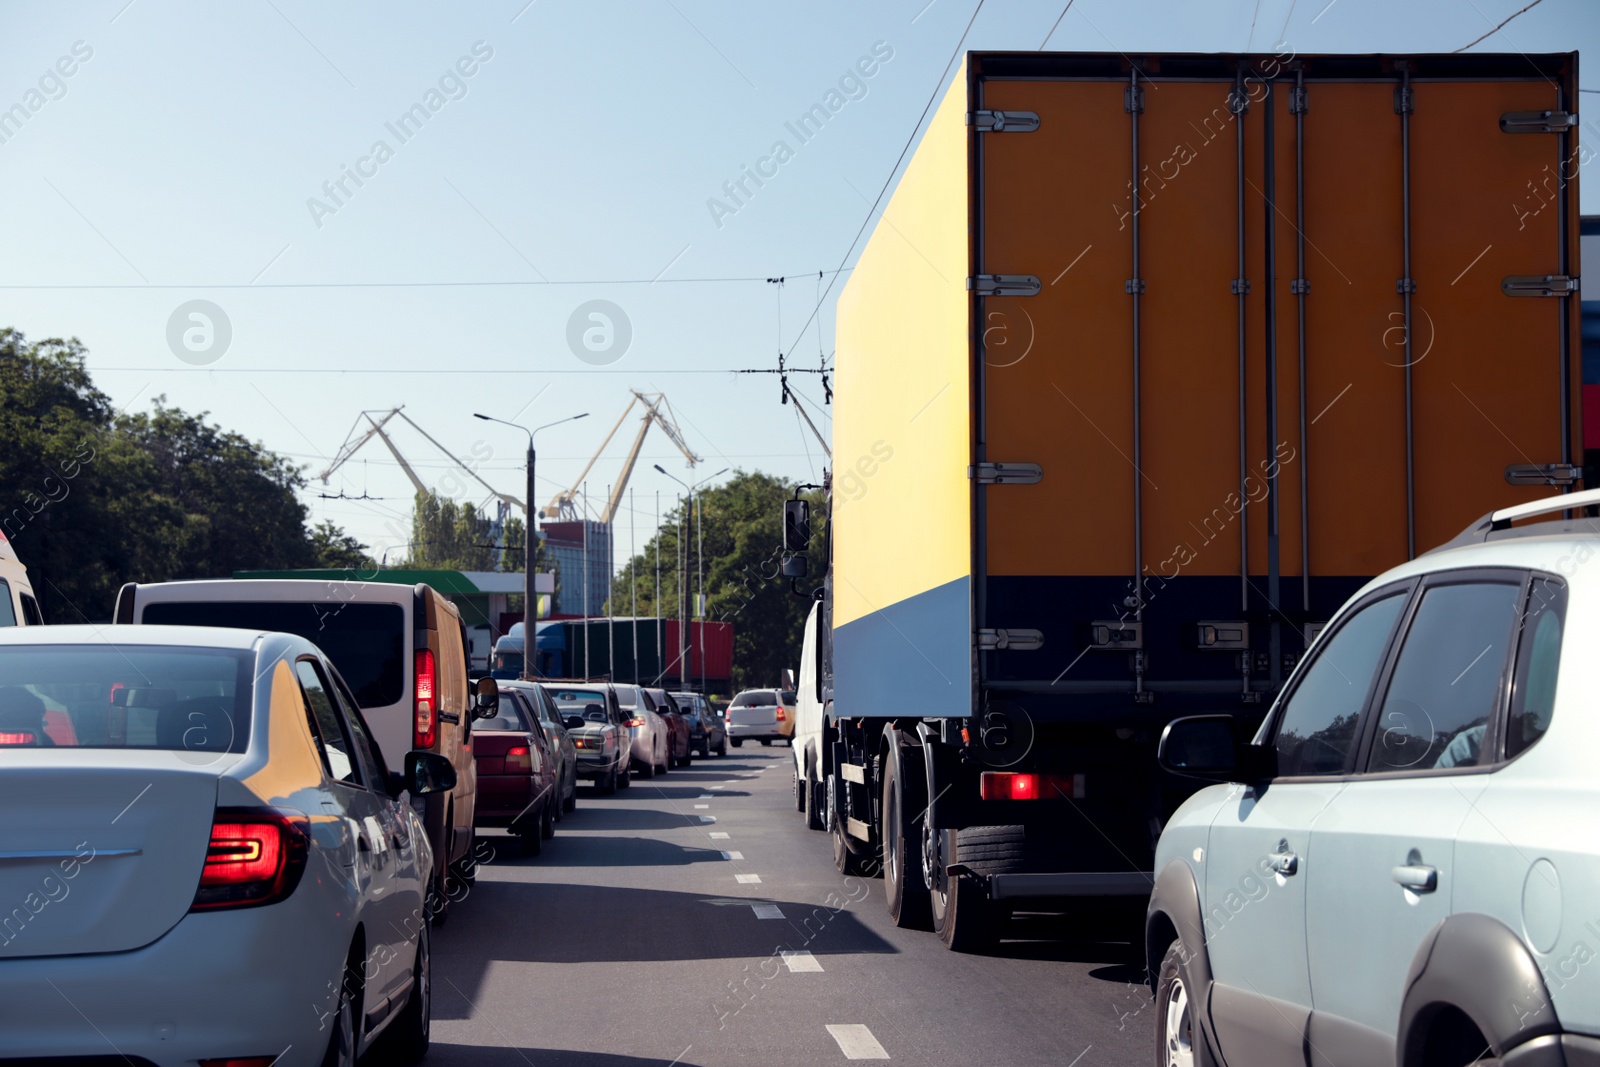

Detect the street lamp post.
xmin=654 ymin=465 xmax=727 ymax=691
xmin=474 ymin=411 xmax=588 ymax=672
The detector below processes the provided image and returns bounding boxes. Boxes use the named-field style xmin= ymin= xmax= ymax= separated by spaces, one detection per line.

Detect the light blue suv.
xmin=1146 ymin=489 xmax=1597 ymax=1067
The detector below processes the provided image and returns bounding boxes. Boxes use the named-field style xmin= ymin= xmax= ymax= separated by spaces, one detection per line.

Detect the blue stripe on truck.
xmin=832 ymin=575 xmax=970 ymax=718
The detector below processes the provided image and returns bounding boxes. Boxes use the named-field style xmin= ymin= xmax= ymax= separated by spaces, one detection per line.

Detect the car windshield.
xmin=731 ymin=691 xmax=776 ymax=707
xmin=479 ymin=692 xmax=528 ymax=732
xmin=0 ymin=644 xmax=253 ymax=752
xmin=141 ymin=601 xmax=405 ymax=708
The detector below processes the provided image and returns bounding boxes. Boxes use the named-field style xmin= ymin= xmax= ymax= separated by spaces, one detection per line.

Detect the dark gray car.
xmin=670 ymin=691 xmax=726 ymax=758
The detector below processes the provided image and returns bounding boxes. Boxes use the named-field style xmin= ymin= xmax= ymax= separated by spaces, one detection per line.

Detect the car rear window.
xmin=781 ymin=691 xmax=796 ymax=705
xmin=550 ymin=689 xmax=607 ymax=710
xmin=480 ymin=692 xmax=529 ymax=732
xmin=142 ymin=601 xmax=405 ymax=708
xmin=0 ymin=645 xmax=253 ymax=752
xmin=731 ymin=691 xmax=776 ymax=707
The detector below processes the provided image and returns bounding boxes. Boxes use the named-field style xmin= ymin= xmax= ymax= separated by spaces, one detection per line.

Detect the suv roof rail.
xmin=1434 ymin=487 xmax=1600 ymax=552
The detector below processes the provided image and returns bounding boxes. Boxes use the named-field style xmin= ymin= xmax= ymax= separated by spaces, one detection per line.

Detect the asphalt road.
xmin=427 ymin=747 xmax=1151 ymax=1066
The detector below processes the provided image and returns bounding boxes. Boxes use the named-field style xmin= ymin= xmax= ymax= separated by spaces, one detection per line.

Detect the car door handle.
xmin=1392 ymin=864 xmax=1437 ymax=893
xmin=1266 ymin=844 xmax=1298 ymax=876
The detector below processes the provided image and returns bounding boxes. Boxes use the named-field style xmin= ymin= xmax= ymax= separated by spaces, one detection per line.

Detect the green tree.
xmin=311 ymin=521 xmax=373 ymax=569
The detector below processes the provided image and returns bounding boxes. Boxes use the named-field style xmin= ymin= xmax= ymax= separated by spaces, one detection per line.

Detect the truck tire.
xmin=1155 ymin=940 xmax=1219 ymax=1067
xmin=931 ymin=826 xmax=1022 ymax=952
xmin=882 ymin=745 xmax=932 ymax=930
xmin=795 ymin=764 xmax=807 ymax=812
xmin=828 ymin=772 xmax=876 ymax=877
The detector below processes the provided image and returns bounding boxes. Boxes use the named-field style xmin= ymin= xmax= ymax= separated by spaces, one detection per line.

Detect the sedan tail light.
xmin=0 ymin=731 xmax=37 ymax=745
xmin=414 ymin=649 xmax=437 ymax=749
xmin=775 ymin=707 xmax=787 ymax=721
xmin=626 ymin=717 xmax=644 ymax=728
xmin=978 ymin=772 xmax=1085 ymax=801
xmin=191 ymin=808 xmax=310 ymax=911
xmin=506 ymin=744 xmax=532 ymax=773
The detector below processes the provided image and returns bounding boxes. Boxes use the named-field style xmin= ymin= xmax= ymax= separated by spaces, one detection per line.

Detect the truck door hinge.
xmin=1125 ymin=278 xmax=1146 ymax=295
xmin=1090 ymin=621 xmax=1143 ymax=650
xmin=1500 ymin=110 xmax=1579 ymax=134
xmin=969 ymin=461 xmax=1043 ymax=485
xmin=968 ymin=109 xmax=1040 ymax=133
xmin=1197 ymin=621 xmax=1251 ymax=650
xmin=968 ymin=274 xmax=1041 ymax=297
xmin=978 ymin=628 xmax=1043 ymax=652
xmin=1288 ymin=86 xmax=1309 ymax=114
xmin=1396 ymin=278 xmax=1417 ymax=295
xmin=1290 ymin=278 xmax=1310 ymax=295
xmin=1125 ymin=85 xmax=1145 ymax=114
xmin=1501 ymin=275 xmax=1579 ymax=298
xmin=1230 ymin=278 xmax=1251 ymax=296
xmin=1394 ymin=85 xmax=1414 ymax=115
xmin=1505 ymin=463 xmax=1582 ymax=487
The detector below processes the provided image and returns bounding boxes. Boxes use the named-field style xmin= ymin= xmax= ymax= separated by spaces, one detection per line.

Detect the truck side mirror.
xmin=781 ymin=553 xmax=808 ymax=578
xmin=784 ymin=498 xmax=811 ymax=551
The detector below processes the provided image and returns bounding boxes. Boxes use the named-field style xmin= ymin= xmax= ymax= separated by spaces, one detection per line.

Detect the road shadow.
xmin=488 ymin=835 xmax=736 ymax=868
xmin=432 ymin=882 xmax=897 ymax=1018
xmin=612 ymin=785 xmax=752 ymax=800
xmin=978 ymin=902 xmax=1147 ymax=974
xmin=539 ymin=806 xmax=726 ymax=832
xmin=425 ymin=1044 xmax=706 ymax=1067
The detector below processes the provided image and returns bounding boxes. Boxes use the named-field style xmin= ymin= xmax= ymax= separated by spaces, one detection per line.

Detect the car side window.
xmin=19 ymin=594 xmax=42 ymax=626
xmin=1506 ymin=576 xmax=1566 ymax=760
xmin=331 ymin=671 xmax=390 ymax=784
xmin=0 ymin=580 xmax=15 ymax=627
xmin=296 ymin=658 xmax=361 ymax=785
xmin=1273 ymin=592 xmax=1406 ymax=777
xmin=1367 ymin=581 xmax=1521 ymax=773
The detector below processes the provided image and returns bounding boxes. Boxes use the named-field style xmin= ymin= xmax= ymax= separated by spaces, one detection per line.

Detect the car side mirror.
xmin=564 ymin=714 xmax=584 ymax=730
xmin=1157 ymin=715 xmax=1275 ymax=783
xmin=473 ymin=676 xmax=499 ymax=717
xmin=406 ymin=750 xmax=458 ymax=795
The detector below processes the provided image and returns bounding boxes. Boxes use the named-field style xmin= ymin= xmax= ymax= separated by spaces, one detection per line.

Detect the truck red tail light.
xmin=191 ymin=808 xmax=309 ymax=911
xmin=979 ymin=772 xmax=1085 ymax=801
xmin=506 ymin=744 xmax=532 ymax=773
xmin=414 ymin=648 xmax=437 ymax=749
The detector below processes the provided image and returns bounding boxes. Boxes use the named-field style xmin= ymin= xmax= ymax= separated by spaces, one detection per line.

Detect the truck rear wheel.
xmin=882 ymin=745 xmax=931 ymax=930
xmin=930 ymin=826 xmax=1022 ymax=952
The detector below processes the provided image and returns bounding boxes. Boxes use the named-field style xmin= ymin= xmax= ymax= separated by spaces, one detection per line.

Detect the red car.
xmin=646 ymin=687 xmax=692 ymax=768
xmin=472 ymin=687 xmax=559 ymax=854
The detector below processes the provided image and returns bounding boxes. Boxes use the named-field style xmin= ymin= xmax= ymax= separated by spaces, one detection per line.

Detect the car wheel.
xmin=883 ymin=748 xmax=932 ymax=930
xmin=697 ymin=740 xmax=709 ymax=758
xmin=540 ymin=800 xmax=556 ymax=840
xmin=637 ymin=757 xmax=655 ymax=779
xmin=794 ymin=764 xmax=806 ymax=812
xmin=551 ymin=786 xmax=564 ymax=823
xmin=564 ymin=771 xmax=578 ymax=812
xmin=320 ymin=946 xmax=362 ymax=1067
xmin=760 ymin=739 xmax=771 ymax=746
xmin=617 ymin=762 xmax=632 ymax=789
xmin=428 ymin=827 xmax=452 ymax=927
xmin=384 ymin=920 xmax=431 ymax=1063
xmin=451 ymin=829 xmax=477 ymax=886
xmin=598 ymin=767 xmax=617 ymax=796
xmin=1155 ymin=940 xmax=1218 ymax=1067
xmin=521 ymin=827 xmax=543 ymax=856
xmin=716 ymin=739 xmax=727 ymax=756
xmin=731 ymin=739 xmax=743 ymax=748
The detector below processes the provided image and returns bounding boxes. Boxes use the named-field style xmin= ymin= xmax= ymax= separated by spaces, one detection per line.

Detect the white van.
xmin=114 ymin=578 xmax=489 ymax=923
xmin=0 ymin=533 xmax=42 ymax=627
xmin=792 ymin=601 xmax=826 ymax=831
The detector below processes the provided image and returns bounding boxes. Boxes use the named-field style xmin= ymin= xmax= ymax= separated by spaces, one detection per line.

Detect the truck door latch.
xmin=1500 ymin=109 xmax=1578 ymax=134
xmin=978 ymin=628 xmax=1043 ymax=651
xmin=1501 ymin=275 xmax=1579 ymax=298
xmin=968 ymin=275 xmax=1042 ymax=298
xmin=1504 ymin=464 xmax=1581 ymax=487
xmin=969 ymin=462 xmax=1042 ymax=485
xmin=968 ymin=110 xmax=1040 ymax=133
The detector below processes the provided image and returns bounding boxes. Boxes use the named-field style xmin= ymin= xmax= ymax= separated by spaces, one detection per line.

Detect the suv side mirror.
xmin=1157 ymin=715 xmax=1275 ymax=783
xmin=474 ymin=676 xmax=499 ymax=717
xmin=784 ymin=498 xmax=811 ymax=550
xmin=406 ymin=751 xmax=458 ymax=795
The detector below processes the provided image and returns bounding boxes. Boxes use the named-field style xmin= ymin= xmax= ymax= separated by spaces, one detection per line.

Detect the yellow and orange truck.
xmin=782 ymin=49 xmax=1583 ymax=950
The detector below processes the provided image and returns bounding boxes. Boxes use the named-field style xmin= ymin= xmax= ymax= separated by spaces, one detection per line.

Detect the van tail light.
xmin=414 ymin=649 xmax=437 ymax=749
xmin=506 ymin=744 xmax=532 ymax=774
xmin=978 ymin=772 xmax=1085 ymax=801
xmin=191 ymin=808 xmax=309 ymax=911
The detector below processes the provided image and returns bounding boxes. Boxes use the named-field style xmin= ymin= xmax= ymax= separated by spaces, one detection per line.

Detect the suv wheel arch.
xmin=1399 ymin=913 xmax=1559 ymax=1066
xmin=1147 ymin=860 xmax=1219 ymax=1045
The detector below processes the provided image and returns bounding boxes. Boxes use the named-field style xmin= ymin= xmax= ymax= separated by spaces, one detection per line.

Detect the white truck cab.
xmin=0 ymin=533 xmax=42 ymax=626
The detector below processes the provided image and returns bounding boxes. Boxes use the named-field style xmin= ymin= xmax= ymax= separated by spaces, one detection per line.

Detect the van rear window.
xmin=142 ymin=601 xmax=405 ymax=708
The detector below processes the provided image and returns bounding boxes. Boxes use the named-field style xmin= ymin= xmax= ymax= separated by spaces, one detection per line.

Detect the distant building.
xmin=542 ymin=520 xmax=611 ymax=618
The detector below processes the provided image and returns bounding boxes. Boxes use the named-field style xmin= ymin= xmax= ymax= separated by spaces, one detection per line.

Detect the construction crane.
xmin=545 ymin=391 xmax=700 ymax=522
xmin=319 ymin=407 xmax=522 ymax=511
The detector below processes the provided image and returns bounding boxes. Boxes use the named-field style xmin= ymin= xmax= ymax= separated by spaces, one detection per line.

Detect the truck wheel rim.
xmin=1165 ymin=977 xmax=1193 ymax=1067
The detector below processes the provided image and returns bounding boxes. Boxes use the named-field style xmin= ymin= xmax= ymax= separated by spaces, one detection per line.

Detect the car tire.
xmin=540 ymin=800 xmax=555 ymax=840
xmin=428 ymin=827 xmax=452 ymax=928
xmin=597 ymin=767 xmax=617 ymax=796
xmin=697 ymin=740 xmax=710 ymax=759
xmin=319 ymin=952 xmax=360 ymax=1067
xmin=564 ymin=772 xmax=578 ymax=813
xmin=451 ymin=830 xmax=477 ymax=886
xmin=883 ymin=747 xmax=932 ymax=930
xmin=760 ymin=739 xmax=771 ymax=746
xmin=384 ymin=921 xmax=431 ymax=1063
xmin=1155 ymin=940 xmax=1219 ymax=1067
xmin=521 ymin=827 xmax=543 ymax=856
xmin=716 ymin=739 xmax=727 ymax=756
xmin=828 ymin=772 xmax=877 ymax=877
xmin=805 ymin=767 xmax=826 ymax=831
xmin=731 ymin=739 xmax=743 ymax=748
xmin=637 ymin=757 xmax=655 ymax=779
xmin=617 ymin=762 xmax=632 ymax=789
xmin=795 ymin=764 xmax=807 ymax=812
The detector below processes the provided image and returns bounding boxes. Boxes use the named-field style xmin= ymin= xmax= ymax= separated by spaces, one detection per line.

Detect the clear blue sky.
xmin=1 ymin=0 xmax=1594 ymax=567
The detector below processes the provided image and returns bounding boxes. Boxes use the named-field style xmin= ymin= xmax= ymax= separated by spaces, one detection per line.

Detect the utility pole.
xmin=630 ymin=486 xmax=639 ymax=685
xmin=654 ymin=490 xmax=662 ymax=683
xmin=678 ymin=493 xmax=688 ymax=688
xmin=697 ymin=492 xmax=705 ymax=694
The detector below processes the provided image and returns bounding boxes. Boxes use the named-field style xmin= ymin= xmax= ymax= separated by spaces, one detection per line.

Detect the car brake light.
xmin=775 ymin=707 xmax=787 ymax=721
xmin=414 ymin=649 xmax=437 ymax=749
xmin=979 ymin=772 xmax=1085 ymax=801
xmin=191 ymin=808 xmax=309 ymax=911
xmin=0 ymin=731 xmax=36 ymax=745
xmin=507 ymin=744 xmax=532 ymax=773
xmin=627 ymin=718 xmax=644 ymax=728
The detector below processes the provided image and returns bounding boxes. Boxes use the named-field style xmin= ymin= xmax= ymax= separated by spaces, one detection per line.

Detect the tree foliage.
xmin=0 ymin=328 xmax=363 ymax=622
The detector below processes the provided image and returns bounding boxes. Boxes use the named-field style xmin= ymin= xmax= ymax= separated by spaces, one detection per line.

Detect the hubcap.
xmin=1164 ymin=976 xmax=1194 ymax=1067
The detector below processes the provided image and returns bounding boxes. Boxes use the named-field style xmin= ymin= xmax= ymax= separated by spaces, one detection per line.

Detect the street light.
xmin=654 ymin=464 xmax=727 ymax=690
xmin=474 ymin=411 xmax=588 ymax=670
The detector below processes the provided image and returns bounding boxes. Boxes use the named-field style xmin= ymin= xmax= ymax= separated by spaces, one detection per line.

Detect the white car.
xmin=614 ymin=683 xmax=670 ymax=778
xmin=0 ymin=624 xmax=466 ymax=1067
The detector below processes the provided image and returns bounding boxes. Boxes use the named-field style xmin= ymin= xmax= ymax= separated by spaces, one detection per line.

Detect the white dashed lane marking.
xmin=694 ymin=804 xmax=709 ymax=809
xmin=827 ymin=1024 xmax=889 ymax=1060
xmin=736 ymin=873 xmax=762 ymax=884
xmin=720 ymin=851 xmax=744 ymax=860
xmin=709 ymin=831 xmax=729 ymax=839
xmin=781 ymin=950 xmax=823 ymax=973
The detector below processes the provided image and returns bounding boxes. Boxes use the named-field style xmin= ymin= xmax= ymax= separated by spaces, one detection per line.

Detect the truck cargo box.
xmin=831 ymin=50 xmax=1581 ymax=718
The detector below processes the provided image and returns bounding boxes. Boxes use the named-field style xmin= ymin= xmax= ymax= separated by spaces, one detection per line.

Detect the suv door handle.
xmin=1392 ymin=864 xmax=1437 ymax=893
xmin=1268 ymin=851 xmax=1299 ymax=876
